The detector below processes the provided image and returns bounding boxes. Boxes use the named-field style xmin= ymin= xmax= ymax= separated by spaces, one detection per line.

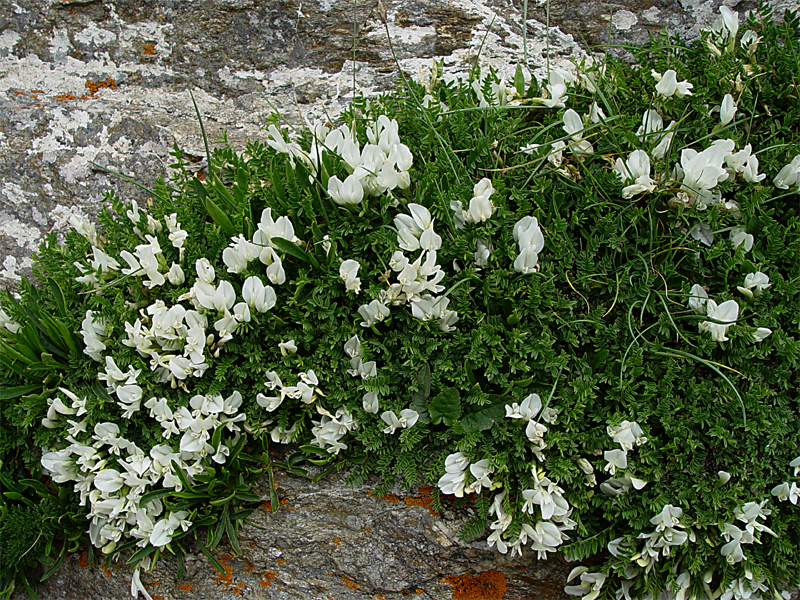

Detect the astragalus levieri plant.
xmin=1 ymin=3 xmax=799 ymax=600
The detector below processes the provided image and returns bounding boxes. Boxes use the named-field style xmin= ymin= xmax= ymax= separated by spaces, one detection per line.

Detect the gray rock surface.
xmin=3 ymin=0 xmax=796 ymax=598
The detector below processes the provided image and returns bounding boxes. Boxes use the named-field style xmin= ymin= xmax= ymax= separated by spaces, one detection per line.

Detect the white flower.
xmin=603 ymin=449 xmax=628 ymax=475
xmin=689 ymin=222 xmax=714 ymax=247
xmin=167 ymin=263 xmax=185 ymax=285
xmin=719 ymin=94 xmax=737 ymax=126
xmin=737 ymin=272 xmax=770 ymax=300
xmin=752 ymin=327 xmax=772 ymax=342
xmin=437 ymin=469 xmax=467 ymax=497
xmin=328 ymin=173 xmax=364 ymax=205
xmin=720 ymin=523 xmax=753 ymax=564
xmin=730 ymin=228 xmax=753 ymax=252
xmin=711 ymin=6 xmax=739 ymax=49
xmin=773 ymin=155 xmax=800 ymax=189
xmin=771 ymin=482 xmax=799 ymax=504
xmin=607 ymin=420 xmax=647 ymax=451
xmin=700 ymin=299 xmax=739 ymax=342
xmin=655 ymin=69 xmax=693 ymax=98
xmin=636 ymin=109 xmax=663 ymax=141
xmin=613 ymin=150 xmax=656 ymax=198
xmin=0 ymin=308 xmax=20 ymax=334
xmin=195 ymin=258 xmax=215 ymax=284
xmin=358 ymin=299 xmax=390 ymax=328
xmin=718 ymin=471 xmax=731 ymax=484
xmin=562 ymin=109 xmax=593 ymax=154
xmin=242 ymin=276 xmax=276 ymax=313
xmin=279 ymin=339 xmax=298 ymax=355
xmin=339 ymin=259 xmax=361 ymax=294
xmin=362 ymin=392 xmax=379 ymax=414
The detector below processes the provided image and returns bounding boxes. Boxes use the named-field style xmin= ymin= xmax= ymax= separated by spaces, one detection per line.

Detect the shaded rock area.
xmin=29 ymin=468 xmax=574 ymax=600
xmin=1 ymin=0 xmax=793 ymax=598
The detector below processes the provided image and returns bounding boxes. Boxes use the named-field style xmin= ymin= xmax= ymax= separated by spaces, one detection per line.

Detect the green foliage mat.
xmin=1 ymin=4 xmax=798 ymax=599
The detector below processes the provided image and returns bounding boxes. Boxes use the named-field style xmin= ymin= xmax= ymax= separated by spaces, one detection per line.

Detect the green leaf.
xmin=46 ymin=278 xmax=68 ymax=318
xmin=460 ymin=394 xmax=509 ymax=433
xmin=514 ymin=63 xmax=525 ymax=97
xmin=270 ymin=237 xmax=321 ymax=269
xmin=429 ymin=387 xmax=462 ymax=426
xmin=197 ymin=540 xmax=226 ymax=576
xmin=203 ymin=197 xmax=237 ymax=237
xmin=138 ymin=488 xmax=175 ymax=507
xmin=212 ymin=176 xmax=237 ymax=212
xmin=0 ymin=384 xmax=43 ymax=400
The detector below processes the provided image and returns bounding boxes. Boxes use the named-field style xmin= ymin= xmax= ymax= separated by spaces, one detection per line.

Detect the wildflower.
xmin=358 ymin=299 xmax=390 ymax=328
xmin=328 ymin=173 xmax=364 ymax=206
xmin=562 ymin=109 xmax=593 ymax=154
xmin=730 ymin=228 xmax=753 ymax=252
xmin=613 ymin=150 xmax=656 ymax=198
xmin=279 ymin=340 xmax=297 ymax=355
xmin=339 ymin=259 xmax=361 ymax=294
xmin=737 ymin=272 xmax=770 ymax=300
xmin=773 ymin=155 xmax=800 ymax=189
xmin=380 ymin=409 xmax=419 ymax=434
xmin=362 ymin=392 xmax=379 ymax=414
xmin=654 ymin=69 xmax=693 ymax=98
xmin=513 ymin=216 xmax=545 ymax=274
xmin=719 ymin=94 xmax=737 ymax=126
xmin=699 ymin=299 xmax=739 ymax=342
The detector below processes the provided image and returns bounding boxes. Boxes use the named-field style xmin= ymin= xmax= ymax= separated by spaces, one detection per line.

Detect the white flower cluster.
xmin=256 ymin=367 xmax=323 ymax=412
xmin=634 ymin=505 xmax=693 ymax=570
xmin=672 ymin=138 xmax=764 ymax=210
xmin=41 ymin=389 xmax=246 ymax=553
xmin=689 ymin=283 xmax=771 ymax=343
xmin=380 ymin=408 xmax=419 ymax=434
xmin=563 ymin=109 xmax=594 ymax=155
xmin=773 ymin=154 xmax=800 ymax=190
xmin=123 ymin=299 xmax=211 ymax=383
xmin=450 ymin=178 xmax=496 ymax=228
xmin=720 ymin=575 xmax=769 ymax=600
xmin=80 ymin=310 xmax=108 ymax=361
xmin=120 ymin=235 xmax=167 ymax=289
xmin=339 ymin=259 xmax=361 ymax=294
xmin=601 ymin=420 xmax=648 ymax=496
xmin=485 ymin=484 xmax=574 ymax=559
xmin=635 ymin=109 xmax=675 ymax=159
xmin=74 ymin=246 xmax=120 ymax=288
xmin=356 ymin=203 xmax=457 ymax=333
xmin=437 ymin=452 xmax=494 ymax=498
xmin=99 ymin=357 xmax=143 ymax=419
xmin=344 ymin=334 xmax=377 ymax=380
xmin=565 ymin=568 xmax=606 ymax=600
xmin=505 ymin=393 xmax=558 ymax=460
xmin=720 ymin=501 xmax=776 ymax=564
xmin=268 ymin=116 xmax=412 ymax=204
xmin=222 ymin=208 xmax=300 ymax=283
xmin=310 ymin=406 xmax=357 ymax=455
xmin=513 ymin=216 xmax=545 ymax=274
xmin=771 ymin=456 xmax=800 ymax=504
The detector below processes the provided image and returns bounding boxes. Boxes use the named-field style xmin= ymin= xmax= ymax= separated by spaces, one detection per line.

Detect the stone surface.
xmin=24 ymin=469 xmax=574 ymax=600
xmin=2 ymin=0 xmax=795 ymax=598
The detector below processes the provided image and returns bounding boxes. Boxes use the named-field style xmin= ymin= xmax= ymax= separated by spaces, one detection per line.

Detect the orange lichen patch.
xmin=177 ymin=583 xmax=192 ymax=592
xmin=102 ymin=565 xmax=113 ymax=578
xmin=443 ymin=571 xmax=507 ymax=600
xmin=259 ymin=571 xmax=277 ymax=588
xmin=142 ymin=44 xmax=156 ymax=55
xmin=279 ymin=497 xmax=290 ymax=506
xmin=229 ymin=589 xmax=242 ymax=595
xmin=244 ymin=562 xmax=255 ymax=572
xmin=84 ymin=78 xmax=117 ymax=95
xmin=234 ymin=582 xmax=245 ymax=588
xmin=370 ymin=491 xmax=401 ymax=502
xmin=341 ymin=576 xmax=357 ymax=590
xmin=403 ymin=485 xmax=440 ymax=515
xmin=78 ymin=552 xmax=89 ymax=569
xmin=259 ymin=500 xmax=272 ymax=510
xmin=55 ymin=93 xmax=77 ymax=101
xmin=153 ymin=596 xmax=164 ymax=600
xmin=219 ymin=556 xmax=232 ymax=563
xmin=416 ymin=590 xmax=424 ymax=594
xmin=375 ymin=595 xmax=387 ymax=600
xmin=214 ymin=564 xmax=234 ymax=586
xmin=275 ymin=558 xmax=286 ymax=564
xmin=364 ymin=526 xmax=371 ymax=530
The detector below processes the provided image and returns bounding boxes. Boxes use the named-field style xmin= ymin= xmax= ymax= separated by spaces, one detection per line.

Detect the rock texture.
xmin=1 ymin=0 xmax=792 ymax=598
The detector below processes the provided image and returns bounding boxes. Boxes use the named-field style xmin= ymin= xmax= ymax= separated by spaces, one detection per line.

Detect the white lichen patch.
xmin=0 ymin=214 xmax=41 ymax=251
xmin=613 ymin=10 xmax=639 ymax=31
xmin=0 ymin=31 xmax=21 ymax=52
xmin=0 ymin=255 xmax=32 ymax=282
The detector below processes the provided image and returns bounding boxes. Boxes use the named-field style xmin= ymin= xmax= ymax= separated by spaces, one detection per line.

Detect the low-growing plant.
xmin=1 ymin=3 xmax=798 ymax=599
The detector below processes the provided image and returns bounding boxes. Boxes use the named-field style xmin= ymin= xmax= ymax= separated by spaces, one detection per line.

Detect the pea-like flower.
xmin=613 ymin=150 xmax=656 ymax=198
xmin=654 ymin=69 xmax=693 ymax=99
